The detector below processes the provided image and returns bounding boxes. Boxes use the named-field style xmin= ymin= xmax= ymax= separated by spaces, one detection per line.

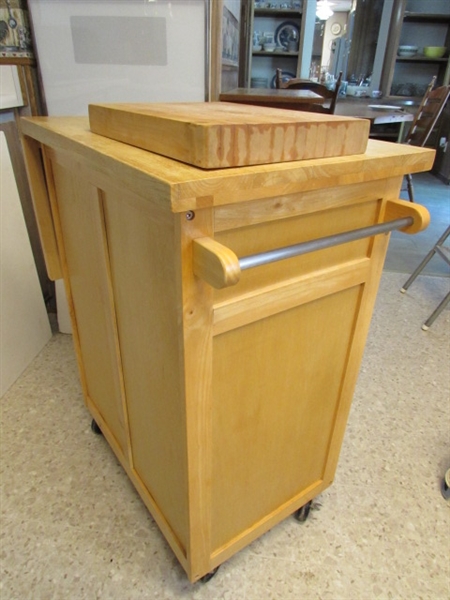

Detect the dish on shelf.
xmin=397 ymin=45 xmax=418 ymax=57
xmin=369 ymin=105 xmax=405 ymax=111
xmin=251 ymin=77 xmax=269 ymax=89
xmin=270 ymin=71 xmax=296 ymax=88
xmin=391 ymin=82 xmax=417 ymax=96
xmin=423 ymin=46 xmax=446 ymax=58
xmin=275 ymin=21 xmax=300 ymax=50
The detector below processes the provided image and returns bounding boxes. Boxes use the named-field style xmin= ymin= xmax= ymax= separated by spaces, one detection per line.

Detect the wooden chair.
xmin=404 ymin=77 xmax=450 ymax=201
xmin=275 ymin=69 xmax=343 ymax=115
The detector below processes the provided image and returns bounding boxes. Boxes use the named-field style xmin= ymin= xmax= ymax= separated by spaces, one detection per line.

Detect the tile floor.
xmin=1 ymin=175 xmax=449 ymax=600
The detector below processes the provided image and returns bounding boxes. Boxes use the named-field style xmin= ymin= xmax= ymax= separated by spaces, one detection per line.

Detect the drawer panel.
xmin=213 ymin=198 xmax=381 ymax=304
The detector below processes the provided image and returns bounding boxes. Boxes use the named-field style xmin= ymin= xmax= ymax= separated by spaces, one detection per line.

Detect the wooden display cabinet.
xmin=241 ymin=0 xmax=315 ymax=87
xmin=21 ymin=106 xmax=433 ymax=583
xmin=381 ymin=0 xmax=450 ymax=98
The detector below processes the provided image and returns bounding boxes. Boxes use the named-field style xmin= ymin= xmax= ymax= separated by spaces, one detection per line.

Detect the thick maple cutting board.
xmin=88 ymin=102 xmax=370 ymax=169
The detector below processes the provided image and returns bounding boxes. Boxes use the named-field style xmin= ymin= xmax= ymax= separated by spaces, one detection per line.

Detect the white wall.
xmin=28 ymin=0 xmax=208 ymax=115
xmin=321 ymin=13 xmax=348 ymax=71
xmin=0 ymin=132 xmax=51 ymax=397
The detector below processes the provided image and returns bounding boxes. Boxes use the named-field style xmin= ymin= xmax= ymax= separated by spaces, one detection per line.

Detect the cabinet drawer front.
xmin=213 ymin=197 xmax=381 ymax=305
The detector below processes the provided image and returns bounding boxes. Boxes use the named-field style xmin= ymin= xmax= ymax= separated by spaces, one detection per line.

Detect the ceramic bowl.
xmin=398 ymin=45 xmax=418 ymax=57
xmin=264 ymin=43 xmax=277 ymax=52
xmin=423 ymin=46 xmax=446 ymax=58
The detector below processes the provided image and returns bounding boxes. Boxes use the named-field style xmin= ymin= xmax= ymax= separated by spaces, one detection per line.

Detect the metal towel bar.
xmin=239 ymin=217 xmax=413 ymax=271
xmin=192 ymin=200 xmax=430 ymax=289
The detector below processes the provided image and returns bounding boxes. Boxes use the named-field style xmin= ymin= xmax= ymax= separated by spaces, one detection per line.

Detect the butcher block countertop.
xmin=88 ymin=102 xmax=370 ymax=168
xmin=20 ymin=116 xmax=435 ymax=213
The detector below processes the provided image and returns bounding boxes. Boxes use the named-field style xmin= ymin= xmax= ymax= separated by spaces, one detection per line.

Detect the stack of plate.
xmin=397 ymin=45 xmax=418 ymax=57
xmin=251 ymin=77 xmax=269 ymax=88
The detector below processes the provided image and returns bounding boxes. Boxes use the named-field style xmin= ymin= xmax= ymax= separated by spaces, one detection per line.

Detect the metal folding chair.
xmin=400 ymin=225 xmax=450 ymax=330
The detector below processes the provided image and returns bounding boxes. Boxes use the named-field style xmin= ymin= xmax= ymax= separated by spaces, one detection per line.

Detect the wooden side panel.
xmin=48 ymin=159 xmax=127 ymax=453
xmin=102 ymin=192 xmax=189 ymax=554
xmin=21 ymin=135 xmax=62 ymax=280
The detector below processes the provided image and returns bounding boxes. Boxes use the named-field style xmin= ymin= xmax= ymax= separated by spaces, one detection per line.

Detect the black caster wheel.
xmin=199 ymin=566 xmax=220 ymax=583
xmin=294 ymin=500 xmax=312 ymax=523
xmin=91 ymin=419 xmax=103 ymax=435
xmin=441 ymin=468 xmax=450 ymax=500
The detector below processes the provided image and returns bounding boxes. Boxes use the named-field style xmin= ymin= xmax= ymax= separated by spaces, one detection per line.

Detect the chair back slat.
xmin=405 ymin=77 xmax=450 ymax=148
xmin=275 ymin=69 xmax=343 ymax=114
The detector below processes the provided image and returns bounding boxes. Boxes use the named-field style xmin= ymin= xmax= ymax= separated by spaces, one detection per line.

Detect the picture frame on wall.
xmin=209 ymin=0 xmax=241 ymax=100
xmin=222 ymin=5 xmax=239 ymax=68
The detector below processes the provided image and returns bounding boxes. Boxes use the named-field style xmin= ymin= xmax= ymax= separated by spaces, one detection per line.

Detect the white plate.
xmin=369 ymin=104 xmax=404 ymax=111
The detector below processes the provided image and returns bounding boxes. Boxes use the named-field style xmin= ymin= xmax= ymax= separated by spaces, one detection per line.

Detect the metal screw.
xmin=186 ymin=211 xmax=195 ymax=221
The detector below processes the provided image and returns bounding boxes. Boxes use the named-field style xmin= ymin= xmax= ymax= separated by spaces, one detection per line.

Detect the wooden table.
xmin=219 ymin=87 xmax=324 ymax=110
xmin=335 ymin=98 xmax=414 ymax=140
xmin=21 ymin=110 xmax=433 ymax=583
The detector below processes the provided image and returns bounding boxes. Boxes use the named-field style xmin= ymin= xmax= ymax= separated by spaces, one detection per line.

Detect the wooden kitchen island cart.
xmin=21 ymin=103 xmax=433 ymax=583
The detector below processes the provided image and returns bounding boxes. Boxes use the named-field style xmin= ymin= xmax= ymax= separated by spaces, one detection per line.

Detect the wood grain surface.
xmin=21 ymin=114 xmax=435 ymax=582
xmin=88 ymin=102 xmax=370 ymax=168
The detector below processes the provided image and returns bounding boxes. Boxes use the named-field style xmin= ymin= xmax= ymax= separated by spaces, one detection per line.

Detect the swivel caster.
xmin=199 ymin=566 xmax=220 ymax=583
xmin=294 ymin=500 xmax=312 ymax=523
xmin=442 ymin=468 xmax=450 ymax=500
xmin=91 ymin=419 xmax=103 ymax=435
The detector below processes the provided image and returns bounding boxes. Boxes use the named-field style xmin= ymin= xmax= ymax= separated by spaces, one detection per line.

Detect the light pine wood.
xmin=21 ymin=111 xmax=435 ymax=583
xmin=88 ymin=102 xmax=370 ymax=168
xmin=193 ymin=237 xmax=241 ymax=289
xmin=21 ymin=135 xmax=62 ymax=280
xmin=213 ymin=198 xmax=381 ymax=303
xmin=174 ymin=209 xmax=216 ymax=581
xmin=20 ymin=117 xmax=435 ymax=213
xmin=101 ymin=190 xmax=190 ymax=559
xmin=213 ymin=258 xmax=370 ymax=336
xmin=384 ymin=198 xmax=430 ymax=233
xmin=214 ymin=178 xmax=398 ymax=232
xmin=192 ymin=197 xmax=429 ymax=291
xmin=45 ymin=156 xmax=128 ymax=454
xmin=211 ymin=285 xmax=362 ymax=550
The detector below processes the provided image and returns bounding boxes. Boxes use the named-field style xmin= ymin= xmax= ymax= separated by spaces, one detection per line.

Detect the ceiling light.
xmin=316 ymin=0 xmax=334 ymax=20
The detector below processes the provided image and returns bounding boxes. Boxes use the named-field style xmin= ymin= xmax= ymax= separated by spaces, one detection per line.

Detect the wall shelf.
xmin=254 ymin=9 xmax=302 ymax=18
xmin=381 ymin=0 xmax=450 ymax=96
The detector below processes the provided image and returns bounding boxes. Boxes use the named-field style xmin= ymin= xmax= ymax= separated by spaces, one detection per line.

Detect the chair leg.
xmin=401 ymin=226 xmax=450 ymax=329
xmin=421 ymin=290 xmax=450 ymax=330
xmin=401 ymin=226 xmax=450 ymax=293
xmin=405 ymin=173 xmax=415 ymax=202
xmin=401 ymin=247 xmax=438 ymax=292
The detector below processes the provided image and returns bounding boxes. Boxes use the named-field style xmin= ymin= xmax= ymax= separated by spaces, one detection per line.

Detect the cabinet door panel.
xmin=211 ymin=284 xmax=361 ymax=551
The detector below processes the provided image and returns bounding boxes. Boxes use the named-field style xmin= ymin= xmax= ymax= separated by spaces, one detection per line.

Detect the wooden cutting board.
xmin=88 ymin=102 xmax=370 ymax=169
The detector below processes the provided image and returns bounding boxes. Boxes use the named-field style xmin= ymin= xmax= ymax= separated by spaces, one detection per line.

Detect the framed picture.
xmin=210 ymin=1 xmax=241 ymax=100
xmin=222 ymin=5 xmax=239 ymax=67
